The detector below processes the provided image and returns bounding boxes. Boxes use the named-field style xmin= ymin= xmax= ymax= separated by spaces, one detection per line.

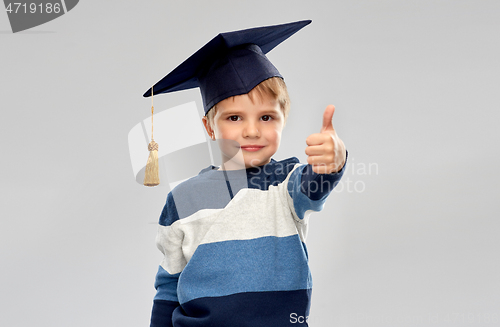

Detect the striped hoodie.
xmin=150 ymin=156 xmax=346 ymax=327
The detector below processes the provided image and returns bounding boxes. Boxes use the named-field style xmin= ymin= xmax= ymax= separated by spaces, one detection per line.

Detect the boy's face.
xmin=203 ymin=91 xmax=285 ymax=169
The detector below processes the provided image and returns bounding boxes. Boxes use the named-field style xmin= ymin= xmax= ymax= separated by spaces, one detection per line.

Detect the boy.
xmin=144 ymin=20 xmax=347 ymax=327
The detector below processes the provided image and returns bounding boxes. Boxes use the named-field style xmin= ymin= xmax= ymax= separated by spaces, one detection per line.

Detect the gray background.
xmin=1 ymin=0 xmax=499 ymax=326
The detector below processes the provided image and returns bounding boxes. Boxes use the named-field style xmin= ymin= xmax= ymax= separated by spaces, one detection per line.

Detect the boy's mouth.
xmin=240 ymin=145 xmax=264 ymax=152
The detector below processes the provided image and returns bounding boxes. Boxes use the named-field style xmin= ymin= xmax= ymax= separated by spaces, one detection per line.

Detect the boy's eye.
xmin=228 ymin=115 xmax=240 ymax=121
xmin=261 ymin=115 xmax=272 ymax=121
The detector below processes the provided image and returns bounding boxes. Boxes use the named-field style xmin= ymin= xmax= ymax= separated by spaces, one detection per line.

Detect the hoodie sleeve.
xmin=286 ymin=150 xmax=348 ymax=221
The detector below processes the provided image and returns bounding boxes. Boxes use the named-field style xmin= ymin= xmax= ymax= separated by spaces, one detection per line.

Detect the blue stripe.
xmin=177 ymin=235 xmax=312 ymax=304
xmin=287 ymin=166 xmax=327 ymax=220
xmin=154 ymin=265 xmax=180 ymax=302
xmin=159 ymin=192 xmax=180 ymax=226
xmin=169 ymin=175 xmax=235 ymax=220
xmin=173 ymin=289 xmax=312 ymax=327
xmin=299 ymin=150 xmax=348 ymax=200
xmin=300 ymin=164 xmax=344 ymax=200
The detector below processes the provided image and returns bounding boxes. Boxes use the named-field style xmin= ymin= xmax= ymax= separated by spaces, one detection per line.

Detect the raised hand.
xmin=305 ymin=105 xmax=346 ymax=174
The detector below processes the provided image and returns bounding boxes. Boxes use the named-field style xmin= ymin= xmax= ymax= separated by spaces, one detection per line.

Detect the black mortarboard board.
xmin=143 ymin=20 xmax=312 ymax=115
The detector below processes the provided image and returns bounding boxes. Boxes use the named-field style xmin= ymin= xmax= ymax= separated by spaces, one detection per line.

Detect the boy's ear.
xmin=202 ymin=116 xmax=215 ymax=140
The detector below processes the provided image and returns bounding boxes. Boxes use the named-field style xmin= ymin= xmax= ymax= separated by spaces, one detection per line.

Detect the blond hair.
xmin=205 ymin=77 xmax=290 ymax=129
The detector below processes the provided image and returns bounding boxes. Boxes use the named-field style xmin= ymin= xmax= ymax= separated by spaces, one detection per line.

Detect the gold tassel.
xmin=144 ymin=140 xmax=159 ymax=186
xmin=143 ymin=86 xmax=160 ymax=187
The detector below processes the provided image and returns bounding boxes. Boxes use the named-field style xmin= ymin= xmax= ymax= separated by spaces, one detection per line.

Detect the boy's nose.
xmin=242 ymin=122 xmax=260 ymax=138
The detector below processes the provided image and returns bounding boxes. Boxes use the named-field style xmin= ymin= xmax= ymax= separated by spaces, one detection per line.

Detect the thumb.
xmin=321 ymin=105 xmax=336 ymax=133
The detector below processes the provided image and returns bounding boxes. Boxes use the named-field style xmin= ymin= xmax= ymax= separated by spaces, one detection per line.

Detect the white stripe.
xmin=172 ymin=184 xmax=307 ymax=263
xmin=157 ymin=225 xmax=186 ymax=274
xmin=159 ymin=163 xmax=310 ymax=270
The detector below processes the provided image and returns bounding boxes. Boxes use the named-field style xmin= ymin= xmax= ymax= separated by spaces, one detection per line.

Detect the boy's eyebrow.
xmin=261 ymin=106 xmax=281 ymax=113
xmin=255 ymin=107 xmax=282 ymax=115
xmin=219 ymin=108 xmax=281 ymax=116
xmin=218 ymin=109 xmax=245 ymax=116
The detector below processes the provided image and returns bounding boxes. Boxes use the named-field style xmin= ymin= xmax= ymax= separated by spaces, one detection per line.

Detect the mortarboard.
xmin=143 ymin=20 xmax=312 ymax=115
xmin=141 ymin=20 xmax=311 ymax=187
